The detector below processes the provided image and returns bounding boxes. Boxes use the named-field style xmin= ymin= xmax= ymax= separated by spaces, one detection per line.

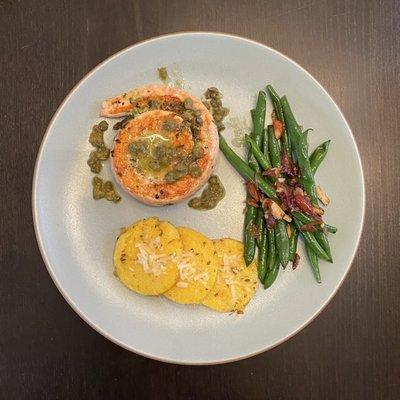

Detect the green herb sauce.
xmin=188 ymin=175 xmax=225 ymax=210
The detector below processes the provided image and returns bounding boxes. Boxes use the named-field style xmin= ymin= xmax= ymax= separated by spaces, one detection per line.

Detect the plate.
xmin=33 ymin=32 xmax=365 ymax=364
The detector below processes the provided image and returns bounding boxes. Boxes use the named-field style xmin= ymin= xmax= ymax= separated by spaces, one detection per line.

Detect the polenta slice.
xmin=164 ymin=227 xmax=219 ymax=304
xmin=202 ymin=239 xmax=258 ymax=313
xmin=114 ymin=217 xmax=182 ymax=295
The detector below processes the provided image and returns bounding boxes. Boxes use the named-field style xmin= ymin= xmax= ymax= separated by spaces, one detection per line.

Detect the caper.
xmin=184 ymin=98 xmax=193 ymax=109
xmin=189 ymin=163 xmax=202 ymax=177
xmin=162 ymin=119 xmax=178 ymax=131
xmin=192 ymin=141 xmax=204 ymax=159
xmin=128 ymin=140 xmax=147 ymax=156
xmin=182 ymin=110 xmax=194 ymax=122
xmin=202 ymin=100 xmax=211 ymax=110
xmin=92 ymin=176 xmax=105 ymax=199
xmin=148 ymin=159 xmax=162 ymax=171
xmin=87 ymin=151 xmax=102 ymax=173
xmin=165 ymin=171 xmax=176 ymax=183
xmin=89 ymin=126 xmax=104 ymax=148
xmin=96 ymin=146 xmax=110 ymax=160
xmin=175 ymin=163 xmax=188 ymax=174
xmin=104 ymin=180 xmax=121 ymax=203
xmin=98 ymin=120 xmax=108 ymax=131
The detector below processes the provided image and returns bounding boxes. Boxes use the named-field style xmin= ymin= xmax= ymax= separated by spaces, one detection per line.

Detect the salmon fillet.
xmin=104 ymin=85 xmax=219 ymax=206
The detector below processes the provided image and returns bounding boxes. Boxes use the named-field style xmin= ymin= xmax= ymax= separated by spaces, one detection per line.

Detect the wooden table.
xmin=1 ymin=1 xmax=399 ymax=398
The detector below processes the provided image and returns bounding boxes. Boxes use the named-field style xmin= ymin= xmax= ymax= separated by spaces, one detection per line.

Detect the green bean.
xmin=266 ymin=84 xmax=290 ymax=154
xmin=262 ymin=128 xmax=271 ymax=163
xmin=292 ymin=211 xmax=337 ymax=234
xmin=292 ymin=211 xmax=333 ymax=261
xmin=243 ymin=95 xmax=266 ymax=265
xmin=253 ymin=91 xmax=267 ymax=142
xmin=325 ymin=224 xmax=337 ymax=234
xmin=266 ymin=228 xmax=276 ymax=272
xmin=288 ymin=227 xmax=298 ymax=262
xmin=293 ymin=217 xmax=331 ymax=262
xmin=219 ymin=134 xmax=278 ymax=200
xmin=281 ymin=96 xmax=318 ymax=205
xmin=245 ymin=135 xmax=272 ymax=171
xmin=257 ymin=224 xmax=268 ymax=282
xmin=275 ymin=220 xmax=290 ymax=267
xmin=264 ymin=254 xmax=280 ymax=289
xmin=244 ymin=202 xmax=257 ymax=266
xmin=306 ymin=245 xmax=321 ymax=283
xmin=266 ymin=85 xmax=284 ymax=121
xmin=310 ymin=140 xmax=330 ymax=175
xmin=256 ymin=206 xmax=265 ymax=246
xmin=267 ymin=125 xmax=281 ymax=168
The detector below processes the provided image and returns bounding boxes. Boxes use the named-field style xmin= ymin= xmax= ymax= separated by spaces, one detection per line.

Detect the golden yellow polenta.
xmin=114 ymin=217 xmax=181 ymax=295
xmin=164 ymin=227 xmax=219 ymax=304
xmin=202 ymin=239 xmax=258 ymax=313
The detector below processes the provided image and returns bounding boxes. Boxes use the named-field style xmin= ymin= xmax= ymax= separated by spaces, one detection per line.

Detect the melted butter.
xmin=131 ymin=131 xmax=174 ymax=179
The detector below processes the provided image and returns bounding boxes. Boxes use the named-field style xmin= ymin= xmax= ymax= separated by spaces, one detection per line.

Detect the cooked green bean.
xmin=310 ymin=140 xmax=331 ymax=175
xmin=267 ymin=125 xmax=281 ymax=168
xmin=245 ymin=135 xmax=272 ymax=171
xmin=288 ymin=227 xmax=298 ymax=262
xmin=266 ymin=84 xmax=290 ymax=154
xmin=219 ymin=134 xmax=278 ymax=200
xmin=293 ymin=217 xmax=331 ymax=262
xmin=244 ymin=202 xmax=257 ymax=266
xmin=257 ymin=223 xmax=268 ymax=282
xmin=292 ymin=211 xmax=337 ymax=234
xmin=292 ymin=211 xmax=333 ymax=261
xmin=306 ymin=245 xmax=321 ymax=283
xmin=325 ymin=224 xmax=337 ymax=234
xmin=256 ymin=206 xmax=265 ymax=246
xmin=243 ymin=94 xmax=267 ymax=265
xmin=275 ymin=220 xmax=290 ymax=267
xmin=264 ymin=254 xmax=280 ymax=289
xmin=281 ymin=96 xmax=318 ymax=206
xmin=262 ymin=128 xmax=271 ymax=163
xmin=266 ymin=228 xmax=276 ymax=272
xmin=253 ymin=92 xmax=267 ymax=141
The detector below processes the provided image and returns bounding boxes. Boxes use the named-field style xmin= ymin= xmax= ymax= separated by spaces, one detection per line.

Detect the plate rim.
xmin=32 ymin=31 xmax=366 ymax=365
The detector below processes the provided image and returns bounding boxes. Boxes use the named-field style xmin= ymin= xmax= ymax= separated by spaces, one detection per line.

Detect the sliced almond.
xmin=313 ymin=205 xmax=325 ymax=216
xmin=273 ymin=119 xmax=284 ymax=139
xmin=270 ymin=201 xmax=292 ymax=222
xmin=316 ymin=185 xmax=330 ymax=206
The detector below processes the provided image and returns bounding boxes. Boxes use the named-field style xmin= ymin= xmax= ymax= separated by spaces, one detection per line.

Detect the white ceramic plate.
xmin=33 ymin=32 xmax=365 ymax=364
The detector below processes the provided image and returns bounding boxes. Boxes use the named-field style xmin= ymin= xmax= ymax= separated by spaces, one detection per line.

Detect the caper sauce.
xmin=157 ymin=67 xmax=169 ymax=83
xmin=87 ymin=121 xmax=110 ymax=173
xmin=92 ymin=176 xmax=121 ymax=203
xmin=87 ymin=121 xmax=121 ymax=202
xmin=188 ymin=175 xmax=225 ymax=210
xmin=203 ymin=87 xmax=229 ymax=132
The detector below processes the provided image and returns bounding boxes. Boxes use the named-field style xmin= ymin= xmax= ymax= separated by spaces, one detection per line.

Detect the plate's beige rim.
xmin=32 ymin=31 xmax=366 ymax=365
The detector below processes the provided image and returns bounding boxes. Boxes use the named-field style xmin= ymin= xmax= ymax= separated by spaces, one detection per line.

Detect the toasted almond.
xmin=316 ymin=185 xmax=330 ymax=206
xmin=313 ymin=206 xmax=325 ymax=216
xmin=246 ymin=181 xmax=260 ymax=202
xmin=270 ymin=201 xmax=288 ymax=220
xmin=283 ymin=214 xmax=292 ymax=222
xmin=273 ymin=119 xmax=284 ymax=139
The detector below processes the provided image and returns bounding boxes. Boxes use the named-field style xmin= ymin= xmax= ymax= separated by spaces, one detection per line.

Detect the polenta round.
xmin=164 ymin=227 xmax=219 ymax=304
xmin=114 ymin=217 xmax=182 ymax=295
xmin=202 ymin=239 xmax=258 ymax=313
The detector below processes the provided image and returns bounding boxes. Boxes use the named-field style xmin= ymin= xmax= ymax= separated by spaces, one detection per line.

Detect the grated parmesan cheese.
xmin=133 ymin=241 xmax=173 ymax=276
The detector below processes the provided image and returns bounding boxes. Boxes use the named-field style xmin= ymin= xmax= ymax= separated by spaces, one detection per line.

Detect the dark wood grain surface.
xmin=1 ymin=0 xmax=399 ymax=398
